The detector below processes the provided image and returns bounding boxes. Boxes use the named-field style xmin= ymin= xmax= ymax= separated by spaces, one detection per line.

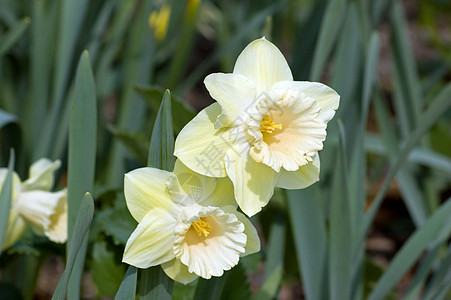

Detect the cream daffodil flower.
xmin=1 ymin=159 xmax=67 ymax=250
xmin=174 ymin=37 xmax=340 ymax=216
xmin=122 ymin=160 xmax=260 ymax=284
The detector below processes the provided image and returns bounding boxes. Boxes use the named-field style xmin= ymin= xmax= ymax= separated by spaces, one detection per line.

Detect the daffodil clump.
xmin=1 ymin=159 xmax=68 ymax=251
xmin=123 ymin=37 xmax=339 ymax=284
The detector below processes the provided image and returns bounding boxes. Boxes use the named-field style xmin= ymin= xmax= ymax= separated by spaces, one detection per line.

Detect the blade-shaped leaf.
xmin=67 ymin=51 xmax=97 ymax=299
xmin=139 ymin=89 xmax=176 ymax=300
xmin=287 ymin=185 xmax=327 ymax=300
xmin=114 ymin=266 xmax=138 ymax=300
xmin=52 ymin=193 xmax=94 ymax=300
xmin=0 ymin=150 xmax=15 ymax=254
xmin=0 ymin=17 xmax=30 ymax=56
xmin=367 ymin=198 xmax=451 ymax=300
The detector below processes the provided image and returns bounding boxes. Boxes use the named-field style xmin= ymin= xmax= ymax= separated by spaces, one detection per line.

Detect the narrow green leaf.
xmin=148 ymin=90 xmax=175 ymax=171
xmin=114 ymin=266 xmax=138 ymax=300
xmin=389 ymin=0 xmax=422 ymax=128
xmin=310 ymin=0 xmax=347 ymax=81
xmin=193 ymin=275 xmax=228 ymax=300
xmin=105 ymin=0 xmax=154 ymax=187
xmin=0 ymin=17 xmax=30 ymax=56
xmin=36 ymin=0 xmax=90 ymax=159
xmin=286 ymin=186 xmax=327 ymax=300
xmin=67 ymin=51 xmax=97 ymax=299
xmin=139 ymin=267 xmax=173 ymax=300
xmin=356 ymin=83 xmax=451 ymax=250
xmin=367 ymin=198 xmax=451 ymax=300
xmin=423 ymin=246 xmax=451 ymax=300
xmin=362 ymin=32 xmax=380 ymax=120
xmin=329 ymin=121 xmax=352 ymax=300
xmin=251 ymin=214 xmax=285 ymax=300
xmin=139 ymin=89 xmax=176 ymax=300
xmin=0 ymin=150 xmax=15 ymax=254
xmin=52 ymin=193 xmax=94 ymax=300
xmin=26 ymin=1 xmax=57 ymax=157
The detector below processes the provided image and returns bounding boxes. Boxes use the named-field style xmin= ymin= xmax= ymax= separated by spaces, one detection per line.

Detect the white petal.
xmin=16 ymin=189 xmax=67 ymax=243
xmin=173 ymin=206 xmax=246 ymax=279
xmin=124 ymin=168 xmax=176 ymax=222
xmin=174 ymin=103 xmax=249 ymax=178
xmin=233 ymin=37 xmax=293 ymax=94
xmin=276 ymin=153 xmax=320 ymax=189
xmin=123 ymin=209 xmax=176 ymax=268
xmin=225 ymin=149 xmax=278 ymax=217
xmin=169 ymin=160 xmax=217 ymax=205
xmin=204 ymin=73 xmax=256 ymax=127
xmin=161 ymin=258 xmax=198 ymax=285
xmin=221 ymin=206 xmax=260 ymax=256
xmin=22 ymin=158 xmax=61 ymax=191
xmin=272 ymin=81 xmax=340 ymax=123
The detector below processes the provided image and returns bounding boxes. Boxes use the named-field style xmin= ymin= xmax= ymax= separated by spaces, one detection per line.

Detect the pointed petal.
xmin=123 ymin=209 xmax=176 ymax=268
xmin=221 ymin=206 xmax=260 ymax=256
xmin=233 ymin=37 xmax=293 ymax=94
xmin=169 ymin=160 xmax=217 ymax=205
xmin=124 ymin=168 xmax=176 ymax=223
xmin=204 ymin=73 xmax=256 ymax=126
xmin=161 ymin=258 xmax=198 ymax=285
xmin=175 ymin=103 xmax=247 ymax=178
xmin=22 ymin=159 xmax=61 ymax=191
xmin=225 ymin=149 xmax=277 ymax=217
xmin=276 ymin=154 xmax=320 ymax=189
xmin=272 ymin=81 xmax=340 ymax=123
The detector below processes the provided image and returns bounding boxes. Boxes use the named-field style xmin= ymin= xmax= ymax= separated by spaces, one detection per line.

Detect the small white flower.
xmin=0 ymin=158 xmax=67 ymax=250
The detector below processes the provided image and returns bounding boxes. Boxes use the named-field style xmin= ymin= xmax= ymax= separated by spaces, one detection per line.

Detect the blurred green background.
xmin=0 ymin=0 xmax=450 ymax=299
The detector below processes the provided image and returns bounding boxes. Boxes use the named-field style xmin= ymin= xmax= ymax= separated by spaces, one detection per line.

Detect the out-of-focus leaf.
xmin=368 ymin=198 xmax=451 ymax=300
xmin=220 ymin=264 xmax=251 ymax=300
xmin=95 ymin=205 xmax=135 ymax=246
xmin=329 ymin=121 xmax=352 ymax=300
xmin=51 ymin=193 xmax=94 ymax=300
xmin=0 ymin=150 xmax=15 ymax=254
xmin=251 ymin=214 xmax=285 ymax=300
xmin=357 ymin=83 xmax=451 ymax=249
xmin=135 ymin=85 xmax=196 ymax=132
xmin=172 ymin=280 xmax=198 ymax=300
xmin=91 ymin=240 xmax=126 ymax=297
xmin=67 ymin=51 xmax=97 ymax=299
xmin=287 ymin=185 xmax=327 ymax=300
xmin=0 ymin=17 xmax=30 ymax=56
xmin=310 ymin=0 xmax=347 ymax=81
xmin=109 ymin=126 xmax=149 ymax=165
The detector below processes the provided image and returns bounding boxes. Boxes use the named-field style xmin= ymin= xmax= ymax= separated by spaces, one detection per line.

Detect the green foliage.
xmin=91 ymin=240 xmax=126 ymax=297
xmin=0 ymin=0 xmax=450 ymax=299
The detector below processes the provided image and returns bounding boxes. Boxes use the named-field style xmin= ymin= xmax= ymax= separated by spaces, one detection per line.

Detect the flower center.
xmin=191 ymin=218 xmax=211 ymax=237
xmin=260 ymin=114 xmax=282 ymax=134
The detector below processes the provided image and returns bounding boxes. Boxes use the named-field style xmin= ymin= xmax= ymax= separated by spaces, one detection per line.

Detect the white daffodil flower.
xmin=0 ymin=159 xmax=67 ymax=250
xmin=174 ymin=37 xmax=340 ymax=216
xmin=122 ymin=160 xmax=260 ymax=284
